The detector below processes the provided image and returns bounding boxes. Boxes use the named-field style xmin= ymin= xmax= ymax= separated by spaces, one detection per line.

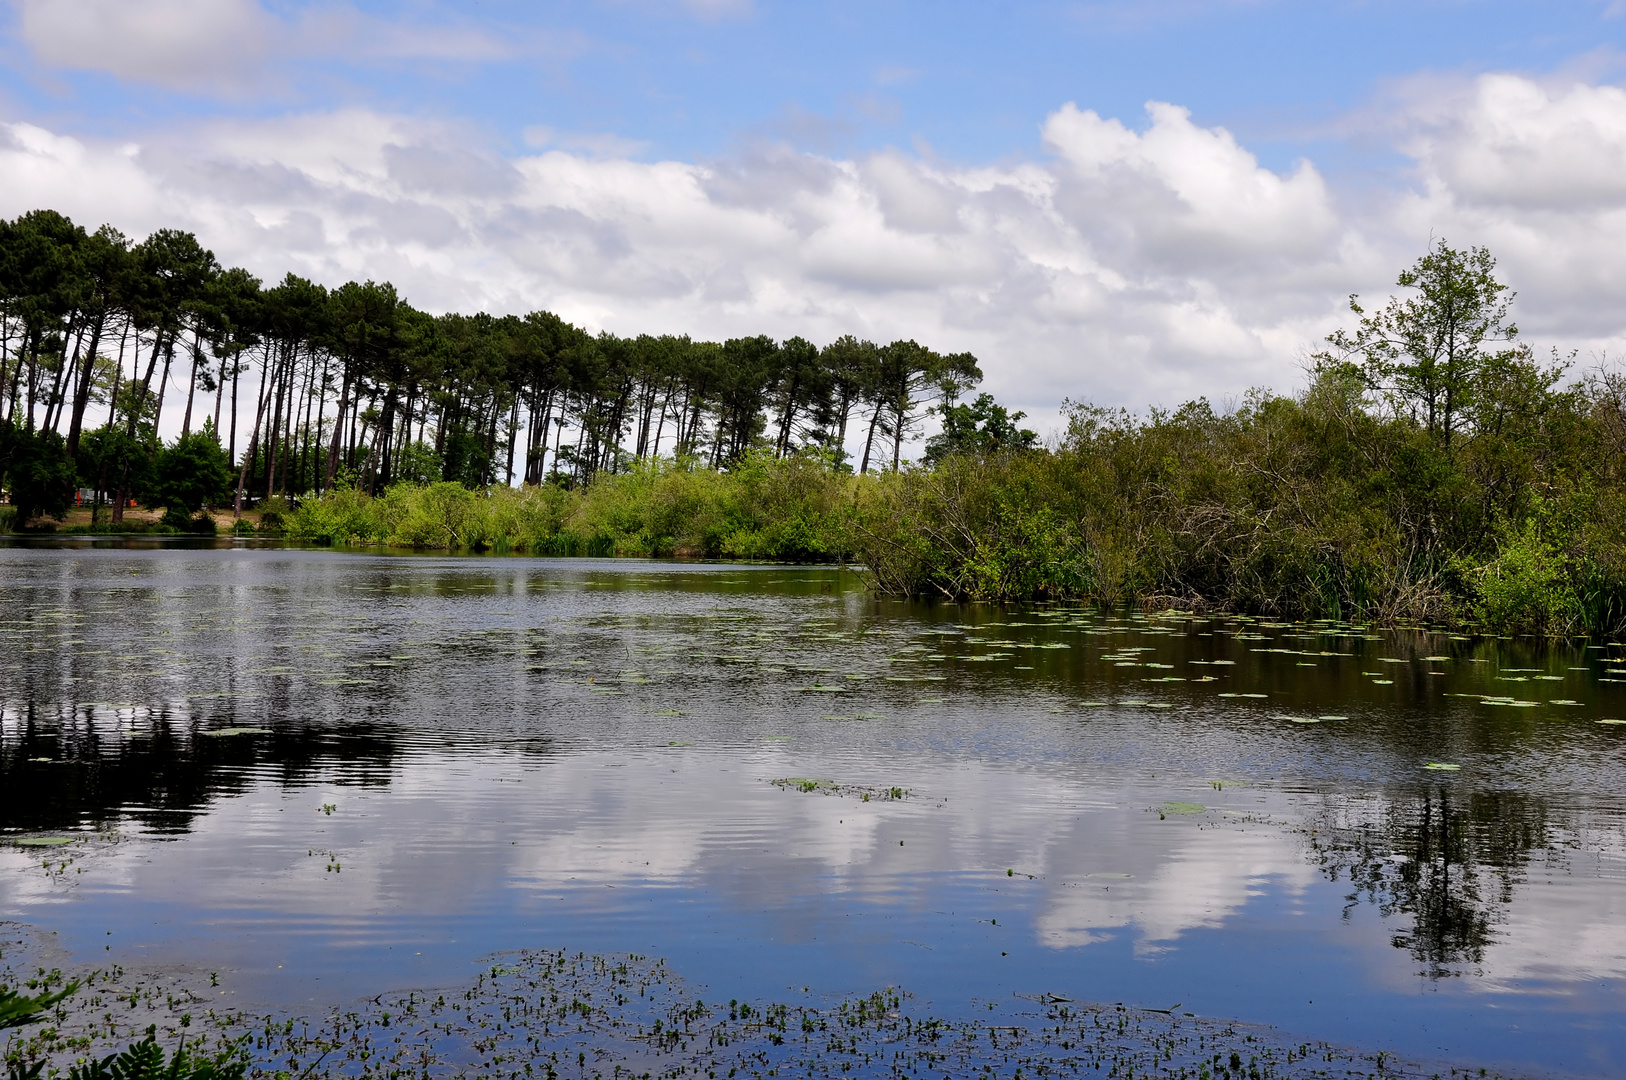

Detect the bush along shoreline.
xmin=274 ymin=451 xmax=857 ymax=562
xmin=847 ymin=242 xmax=1626 ymax=637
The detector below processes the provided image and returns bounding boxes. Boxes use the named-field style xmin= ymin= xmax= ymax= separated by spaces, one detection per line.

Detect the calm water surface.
xmin=1 ymin=542 xmax=1624 ymax=1077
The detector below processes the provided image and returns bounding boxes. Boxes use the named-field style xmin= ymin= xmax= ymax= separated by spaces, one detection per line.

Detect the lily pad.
xmin=199 ymin=727 xmax=267 ymax=737
xmin=1161 ymin=802 xmax=1205 ymax=814
xmin=1423 ymin=762 xmax=1461 ymax=771
xmin=14 ymin=836 xmax=76 ymax=847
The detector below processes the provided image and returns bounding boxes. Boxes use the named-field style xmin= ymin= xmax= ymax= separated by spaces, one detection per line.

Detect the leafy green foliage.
xmin=393 ymin=440 xmax=442 ymax=485
xmin=6 ymin=1058 xmax=43 ymax=1080
xmin=145 ymin=427 xmax=231 ymax=514
xmin=924 ymin=392 xmax=1037 ymax=464
xmin=280 ymin=453 xmax=855 ymax=561
xmin=835 ymin=242 xmax=1626 ymax=633
xmin=76 ymin=426 xmax=154 ymax=500
xmin=3 ymin=980 xmax=246 ymax=1080
xmin=0 ymin=981 xmax=79 ymax=1029
xmin=1 ymin=424 xmax=77 ymax=524
xmin=64 ymin=1037 xmax=246 ymax=1080
xmin=852 ymin=361 xmax=1626 ymax=634
xmin=391 ymin=481 xmax=479 ymax=547
xmin=1317 ymin=239 xmax=1523 ymax=449
xmin=1471 ymin=524 xmax=1576 ymax=634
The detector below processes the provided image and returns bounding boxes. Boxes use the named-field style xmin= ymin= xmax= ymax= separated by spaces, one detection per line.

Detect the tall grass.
xmin=282 ymin=452 xmax=857 ymax=562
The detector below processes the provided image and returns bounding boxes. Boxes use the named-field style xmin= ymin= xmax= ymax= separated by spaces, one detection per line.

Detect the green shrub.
xmin=254 ymin=495 xmax=290 ymax=537
xmin=3 ymin=426 xmax=76 ymax=523
xmin=269 ymin=456 xmax=857 ymax=562
xmin=282 ymin=487 xmax=388 ymax=544
xmin=390 ymin=481 xmax=477 ymax=547
xmin=145 ymin=428 xmax=232 ymax=515
xmin=1469 ymin=520 xmax=1580 ymax=634
xmin=158 ymin=507 xmax=194 ymax=533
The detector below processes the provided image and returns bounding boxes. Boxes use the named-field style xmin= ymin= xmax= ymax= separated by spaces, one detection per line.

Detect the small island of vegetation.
xmin=2 ymin=211 xmax=1623 ymax=636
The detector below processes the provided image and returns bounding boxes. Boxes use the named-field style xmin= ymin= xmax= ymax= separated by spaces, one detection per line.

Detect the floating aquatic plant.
xmin=3 ymin=948 xmax=1455 ymax=1080
xmin=772 ymin=778 xmax=836 ymax=793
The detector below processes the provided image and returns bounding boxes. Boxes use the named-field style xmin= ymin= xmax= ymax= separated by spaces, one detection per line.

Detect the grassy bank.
xmin=277 ymin=451 xmax=858 ymax=561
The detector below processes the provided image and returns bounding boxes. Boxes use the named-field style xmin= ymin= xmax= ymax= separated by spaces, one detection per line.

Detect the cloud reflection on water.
xmin=4 ymin=546 xmax=1626 ymax=1074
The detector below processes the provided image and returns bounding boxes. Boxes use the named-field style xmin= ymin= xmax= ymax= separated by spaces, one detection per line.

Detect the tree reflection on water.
xmin=1313 ymin=785 xmax=1552 ymax=976
xmin=0 ymin=704 xmax=402 ymax=833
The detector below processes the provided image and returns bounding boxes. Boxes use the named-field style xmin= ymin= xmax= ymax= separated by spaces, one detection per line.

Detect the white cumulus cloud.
xmin=5 ymin=74 xmax=1626 ymax=425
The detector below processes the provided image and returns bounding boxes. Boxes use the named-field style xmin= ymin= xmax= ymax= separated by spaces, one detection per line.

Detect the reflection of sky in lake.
xmin=2 ymin=543 xmax=1625 ymax=1076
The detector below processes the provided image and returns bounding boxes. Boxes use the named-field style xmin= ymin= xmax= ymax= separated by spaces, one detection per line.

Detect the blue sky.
xmin=10 ymin=2 xmax=1624 ymax=165
xmin=4 ymin=1 xmax=1626 ymax=421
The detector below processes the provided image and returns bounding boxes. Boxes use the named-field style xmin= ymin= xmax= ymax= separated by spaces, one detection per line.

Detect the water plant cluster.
xmin=3 ymin=949 xmax=1483 ymax=1080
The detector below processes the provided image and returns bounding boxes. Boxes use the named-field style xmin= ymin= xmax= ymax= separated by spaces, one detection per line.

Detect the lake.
xmin=2 ymin=541 xmax=1624 ymax=1078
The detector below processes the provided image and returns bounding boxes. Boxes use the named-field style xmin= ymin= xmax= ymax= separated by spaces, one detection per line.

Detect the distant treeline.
xmin=3 ymin=213 xmax=1621 ymax=635
xmin=0 ymin=208 xmax=989 ymax=523
xmin=275 ymin=239 xmax=1626 ymax=636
